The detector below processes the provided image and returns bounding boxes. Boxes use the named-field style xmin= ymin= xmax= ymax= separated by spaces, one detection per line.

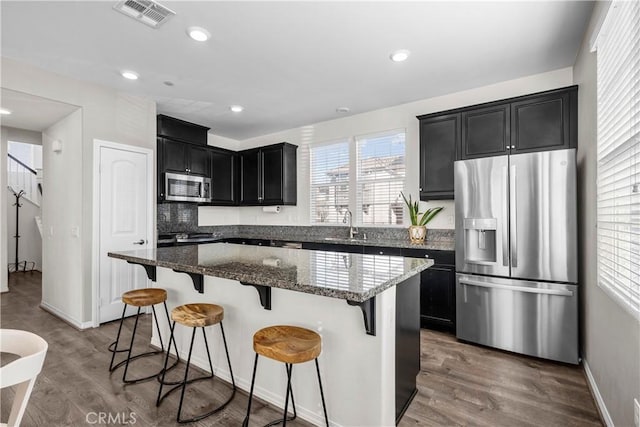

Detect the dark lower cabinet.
xmin=417 ymin=113 xmax=459 ymax=200
xmin=419 ymin=265 xmax=455 ymax=331
xmin=402 ymin=248 xmax=456 ymax=332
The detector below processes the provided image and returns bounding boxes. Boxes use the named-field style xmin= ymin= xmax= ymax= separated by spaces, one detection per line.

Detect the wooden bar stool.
xmin=156 ymin=303 xmax=236 ymax=424
xmin=108 ymin=288 xmax=178 ymax=384
xmin=243 ymin=325 xmax=329 ymax=427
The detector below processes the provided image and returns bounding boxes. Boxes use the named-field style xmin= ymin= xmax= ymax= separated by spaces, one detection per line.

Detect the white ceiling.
xmin=0 ymin=88 xmax=79 ymax=132
xmin=0 ymin=1 xmax=593 ymax=140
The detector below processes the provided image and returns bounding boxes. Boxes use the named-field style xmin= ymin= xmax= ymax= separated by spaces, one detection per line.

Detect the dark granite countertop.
xmin=109 ymin=243 xmax=433 ymax=302
xmin=229 ymin=233 xmax=455 ymax=251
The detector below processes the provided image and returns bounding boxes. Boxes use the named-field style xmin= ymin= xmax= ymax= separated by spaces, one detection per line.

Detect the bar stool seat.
xmin=157 ymin=302 xmax=236 ymax=424
xmin=122 ymin=288 xmax=167 ymax=307
xmin=243 ymin=325 xmax=328 ymax=427
xmin=253 ymin=325 xmax=321 ymax=365
xmin=171 ymin=303 xmax=224 ymax=327
xmin=108 ymin=288 xmax=178 ymax=384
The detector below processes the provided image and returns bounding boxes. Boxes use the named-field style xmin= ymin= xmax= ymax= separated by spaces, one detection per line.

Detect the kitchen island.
xmin=108 ymin=243 xmax=432 ymax=426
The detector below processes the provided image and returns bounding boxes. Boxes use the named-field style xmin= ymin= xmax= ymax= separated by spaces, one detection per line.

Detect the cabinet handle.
xmin=379 ymin=251 xmax=384 ymax=255
xmin=511 ymin=145 xmax=516 ymax=149
xmin=424 ymin=254 xmax=429 ymax=258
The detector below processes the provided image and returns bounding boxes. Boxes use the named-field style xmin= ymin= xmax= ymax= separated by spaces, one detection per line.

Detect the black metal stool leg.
xmin=242 ymin=353 xmax=259 ymax=427
xmin=156 ymin=320 xmax=176 ymax=407
xmin=282 ymin=363 xmax=293 ymax=427
xmin=176 ymin=327 xmax=197 ymax=423
xmin=220 ymin=322 xmax=237 ymax=390
xmin=108 ymin=304 xmax=128 ymax=372
xmin=316 ymin=359 xmax=329 ymax=427
xmin=122 ymin=306 xmax=142 ymax=382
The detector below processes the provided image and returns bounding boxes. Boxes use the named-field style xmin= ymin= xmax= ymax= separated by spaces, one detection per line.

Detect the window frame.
xmin=594 ymin=0 xmax=640 ymax=320
xmin=309 ymin=128 xmax=407 ymax=227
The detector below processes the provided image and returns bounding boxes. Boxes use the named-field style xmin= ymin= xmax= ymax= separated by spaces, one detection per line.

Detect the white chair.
xmin=0 ymin=329 xmax=48 ymax=427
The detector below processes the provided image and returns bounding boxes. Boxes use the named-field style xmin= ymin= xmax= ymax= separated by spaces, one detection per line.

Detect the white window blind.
xmin=595 ymin=0 xmax=640 ymax=318
xmin=310 ymin=140 xmax=350 ymax=224
xmin=356 ymin=130 xmax=406 ymax=225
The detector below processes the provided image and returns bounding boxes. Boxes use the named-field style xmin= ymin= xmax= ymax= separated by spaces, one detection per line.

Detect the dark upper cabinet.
xmin=510 ymin=86 xmax=577 ymax=153
xmin=240 ymin=143 xmax=297 ymax=206
xmin=157 ymin=114 xmax=209 ymax=145
xmin=240 ymin=148 xmax=261 ymax=204
xmin=417 ymin=86 xmax=578 ymax=198
xmin=160 ymin=138 xmax=210 ymax=176
xmin=417 ymin=113 xmax=459 ymax=200
xmin=209 ymin=148 xmax=238 ymax=205
xmin=461 ymin=104 xmax=510 ymax=159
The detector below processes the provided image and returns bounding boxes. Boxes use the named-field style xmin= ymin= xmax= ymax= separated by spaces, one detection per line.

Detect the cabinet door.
xmin=461 ymin=104 xmax=510 ymax=159
xmin=187 ymin=145 xmax=210 ymax=176
xmin=419 ymin=114 xmax=459 ymax=200
xmin=261 ymin=145 xmax=284 ymax=204
xmin=420 ymin=265 xmax=455 ymax=330
xmin=162 ymin=139 xmax=188 ymax=173
xmin=240 ymin=148 xmax=261 ymax=204
xmin=511 ymin=88 xmax=576 ymax=153
xmin=210 ymin=149 xmax=237 ymax=204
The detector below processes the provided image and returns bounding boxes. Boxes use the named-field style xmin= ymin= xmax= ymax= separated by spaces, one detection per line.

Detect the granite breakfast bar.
xmin=108 ymin=243 xmax=433 ymax=426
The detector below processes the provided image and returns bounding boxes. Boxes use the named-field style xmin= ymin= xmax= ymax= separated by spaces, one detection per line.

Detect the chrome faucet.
xmin=343 ymin=209 xmax=359 ymax=239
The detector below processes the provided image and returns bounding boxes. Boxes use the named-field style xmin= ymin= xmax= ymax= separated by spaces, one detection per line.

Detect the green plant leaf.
xmin=418 ymin=207 xmax=444 ymax=226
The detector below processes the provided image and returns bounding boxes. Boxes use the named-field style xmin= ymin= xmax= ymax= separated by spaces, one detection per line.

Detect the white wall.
xmin=41 ymin=110 xmax=83 ymax=323
xmin=4 ymin=126 xmax=43 ymax=145
xmin=573 ymin=3 xmax=640 ymax=427
xmin=0 ymin=128 xmax=8 ymax=292
xmin=199 ymin=67 xmax=574 ymax=229
xmin=1 ymin=57 xmax=156 ymax=325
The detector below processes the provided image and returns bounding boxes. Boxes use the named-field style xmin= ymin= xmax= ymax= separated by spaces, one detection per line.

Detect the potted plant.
xmin=401 ymin=192 xmax=443 ymax=244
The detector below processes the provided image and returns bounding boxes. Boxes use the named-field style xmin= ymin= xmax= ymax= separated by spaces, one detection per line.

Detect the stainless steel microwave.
xmin=164 ymin=172 xmax=211 ymax=203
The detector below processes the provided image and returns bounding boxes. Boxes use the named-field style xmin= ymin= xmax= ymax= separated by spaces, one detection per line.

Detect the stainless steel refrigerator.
xmin=454 ymin=149 xmax=578 ymax=364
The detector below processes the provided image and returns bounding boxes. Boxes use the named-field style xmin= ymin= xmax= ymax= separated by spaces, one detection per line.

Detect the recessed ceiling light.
xmin=188 ymin=27 xmax=210 ymax=42
xmin=336 ymin=107 xmax=350 ymax=113
xmin=121 ymin=70 xmax=139 ymax=80
xmin=229 ymin=105 xmax=244 ymax=113
xmin=0 ymin=108 xmax=12 ymax=115
xmin=390 ymin=49 xmax=410 ymax=62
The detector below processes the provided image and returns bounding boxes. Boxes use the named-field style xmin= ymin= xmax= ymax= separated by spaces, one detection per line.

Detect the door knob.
xmin=133 ymin=239 xmax=146 ymax=245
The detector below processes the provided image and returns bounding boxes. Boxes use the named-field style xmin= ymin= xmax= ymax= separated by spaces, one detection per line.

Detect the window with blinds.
xmin=595 ymin=0 xmax=640 ymax=318
xmin=310 ymin=140 xmax=350 ymax=224
xmin=356 ymin=130 xmax=406 ymax=225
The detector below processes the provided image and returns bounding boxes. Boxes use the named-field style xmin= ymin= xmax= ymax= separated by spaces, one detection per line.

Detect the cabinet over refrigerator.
xmin=455 ymin=149 xmax=578 ymax=364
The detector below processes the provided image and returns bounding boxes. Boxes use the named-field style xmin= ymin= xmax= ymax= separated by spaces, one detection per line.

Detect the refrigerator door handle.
xmin=502 ymin=166 xmax=509 ymax=266
xmin=510 ymin=164 xmax=517 ymax=268
xmin=459 ymin=278 xmax=574 ymax=297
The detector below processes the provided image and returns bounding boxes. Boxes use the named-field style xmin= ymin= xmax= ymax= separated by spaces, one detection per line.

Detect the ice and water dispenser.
xmin=463 ymin=218 xmax=497 ymax=264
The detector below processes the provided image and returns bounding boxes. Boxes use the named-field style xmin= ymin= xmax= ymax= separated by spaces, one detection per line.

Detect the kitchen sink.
xmin=322 ymin=237 xmax=366 ymax=243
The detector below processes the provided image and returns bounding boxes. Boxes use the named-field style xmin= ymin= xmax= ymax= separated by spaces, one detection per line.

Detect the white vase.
xmin=408 ymin=225 xmax=427 ymax=243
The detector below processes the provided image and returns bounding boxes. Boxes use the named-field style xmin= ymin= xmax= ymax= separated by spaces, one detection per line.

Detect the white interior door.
xmin=98 ymin=144 xmax=151 ymax=323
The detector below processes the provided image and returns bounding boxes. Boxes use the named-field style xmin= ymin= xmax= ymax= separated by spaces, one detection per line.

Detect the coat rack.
xmin=7 ymin=186 xmax=36 ymax=274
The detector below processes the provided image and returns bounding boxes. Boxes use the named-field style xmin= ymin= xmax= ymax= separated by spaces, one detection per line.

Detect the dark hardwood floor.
xmin=2 ymin=272 xmax=602 ymax=426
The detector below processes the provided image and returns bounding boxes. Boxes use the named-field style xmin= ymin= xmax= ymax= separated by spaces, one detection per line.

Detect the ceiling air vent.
xmin=113 ymin=0 xmax=176 ymax=29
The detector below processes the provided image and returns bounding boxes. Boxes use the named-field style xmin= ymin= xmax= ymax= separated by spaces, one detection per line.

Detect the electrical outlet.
xmin=634 ymin=398 xmax=640 ymax=427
